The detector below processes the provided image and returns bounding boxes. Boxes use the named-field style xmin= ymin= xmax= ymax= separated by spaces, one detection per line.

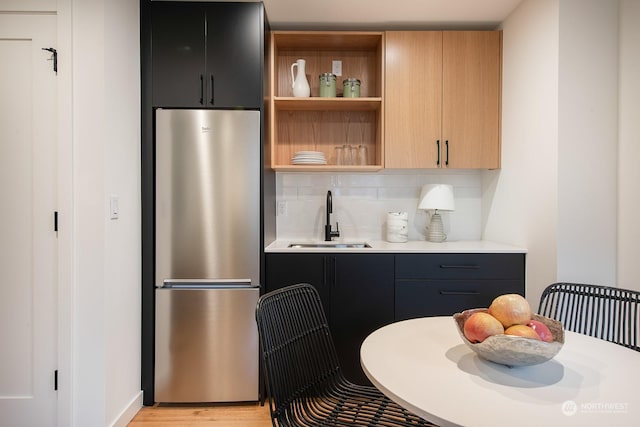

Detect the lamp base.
xmin=426 ymin=212 xmax=447 ymax=242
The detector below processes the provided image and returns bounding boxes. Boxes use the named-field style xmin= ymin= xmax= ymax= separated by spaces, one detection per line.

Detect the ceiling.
xmin=260 ymin=0 xmax=524 ymax=30
xmin=169 ymin=0 xmax=525 ymax=30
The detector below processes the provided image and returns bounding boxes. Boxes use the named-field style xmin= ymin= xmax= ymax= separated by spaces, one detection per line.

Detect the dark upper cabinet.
xmin=205 ymin=3 xmax=262 ymax=108
xmin=151 ymin=2 xmax=262 ymax=108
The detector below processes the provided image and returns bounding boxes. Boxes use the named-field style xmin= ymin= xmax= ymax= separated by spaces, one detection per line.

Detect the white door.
xmin=0 ymin=11 xmax=58 ymax=426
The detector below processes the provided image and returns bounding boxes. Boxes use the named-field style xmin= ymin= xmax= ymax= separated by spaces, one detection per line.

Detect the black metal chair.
xmin=255 ymin=283 xmax=436 ymax=427
xmin=538 ymin=282 xmax=640 ymax=351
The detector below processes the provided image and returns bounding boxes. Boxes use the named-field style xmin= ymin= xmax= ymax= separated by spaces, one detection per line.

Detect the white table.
xmin=361 ymin=317 xmax=640 ymax=427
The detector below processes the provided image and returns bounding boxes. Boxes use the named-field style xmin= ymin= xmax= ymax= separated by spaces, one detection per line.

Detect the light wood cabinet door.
xmin=385 ymin=31 xmax=442 ymax=168
xmin=442 ymin=31 xmax=502 ymax=169
xmin=384 ymin=31 xmax=502 ymax=169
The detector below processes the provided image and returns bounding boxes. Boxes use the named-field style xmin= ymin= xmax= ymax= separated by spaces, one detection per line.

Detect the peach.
xmin=504 ymin=324 xmax=541 ymax=340
xmin=463 ymin=312 xmax=505 ymax=343
xmin=488 ymin=294 xmax=532 ymax=328
xmin=527 ymin=319 xmax=554 ymax=342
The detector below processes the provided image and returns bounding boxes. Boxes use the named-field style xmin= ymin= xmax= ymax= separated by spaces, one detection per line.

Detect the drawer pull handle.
xmin=439 ymin=290 xmax=480 ymax=296
xmin=439 ymin=264 xmax=480 ymax=269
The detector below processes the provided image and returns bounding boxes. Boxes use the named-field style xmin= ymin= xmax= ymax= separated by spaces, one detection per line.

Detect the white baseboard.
xmin=110 ymin=390 xmax=143 ymax=427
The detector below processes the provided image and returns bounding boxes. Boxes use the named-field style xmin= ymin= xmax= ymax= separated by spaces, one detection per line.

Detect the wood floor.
xmin=127 ymin=403 xmax=273 ymax=426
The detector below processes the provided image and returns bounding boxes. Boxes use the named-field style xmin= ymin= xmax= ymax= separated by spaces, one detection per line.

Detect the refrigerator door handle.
xmin=160 ymin=278 xmax=256 ymax=289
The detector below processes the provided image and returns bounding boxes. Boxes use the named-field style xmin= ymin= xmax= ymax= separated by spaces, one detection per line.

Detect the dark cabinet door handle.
xmin=436 ymin=140 xmax=440 ymax=166
xmin=439 ymin=290 xmax=480 ymax=296
xmin=445 ymin=140 xmax=449 ymax=166
xmin=210 ymin=74 xmax=214 ymax=105
xmin=439 ymin=264 xmax=480 ymax=269
xmin=322 ymin=256 xmax=327 ymax=288
xmin=332 ymin=256 xmax=337 ymax=287
xmin=199 ymin=74 xmax=204 ymax=105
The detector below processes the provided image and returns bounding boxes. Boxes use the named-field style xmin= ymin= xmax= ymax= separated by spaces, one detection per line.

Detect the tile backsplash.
xmin=276 ymin=170 xmax=482 ymax=242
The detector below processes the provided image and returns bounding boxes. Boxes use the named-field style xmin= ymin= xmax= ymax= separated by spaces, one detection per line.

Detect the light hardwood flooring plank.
xmin=127 ymin=403 xmax=272 ymax=427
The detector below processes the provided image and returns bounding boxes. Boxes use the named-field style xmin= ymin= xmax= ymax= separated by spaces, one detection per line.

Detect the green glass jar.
xmin=343 ymin=78 xmax=361 ymax=98
xmin=319 ymin=73 xmax=337 ymax=97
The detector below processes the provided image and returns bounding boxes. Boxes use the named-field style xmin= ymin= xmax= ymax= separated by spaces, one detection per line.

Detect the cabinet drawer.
xmin=395 ymin=253 xmax=525 ymax=280
xmin=395 ymin=279 xmax=524 ymax=320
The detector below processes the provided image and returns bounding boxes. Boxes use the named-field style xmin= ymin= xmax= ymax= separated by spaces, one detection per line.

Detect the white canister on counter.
xmin=386 ymin=212 xmax=409 ymax=243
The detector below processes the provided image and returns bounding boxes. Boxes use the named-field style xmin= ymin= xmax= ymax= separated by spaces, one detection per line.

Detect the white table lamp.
xmin=418 ymin=184 xmax=455 ymax=242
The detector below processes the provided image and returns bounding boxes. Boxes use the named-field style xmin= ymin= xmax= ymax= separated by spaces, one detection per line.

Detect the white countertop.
xmin=265 ymin=239 xmax=527 ymax=253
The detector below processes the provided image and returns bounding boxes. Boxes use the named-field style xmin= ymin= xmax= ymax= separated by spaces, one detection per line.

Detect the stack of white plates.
xmin=291 ymin=151 xmax=327 ymax=165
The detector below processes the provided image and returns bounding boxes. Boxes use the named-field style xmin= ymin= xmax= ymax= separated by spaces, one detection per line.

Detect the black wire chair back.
xmin=255 ymin=283 xmax=435 ymax=427
xmin=538 ymin=282 xmax=640 ymax=351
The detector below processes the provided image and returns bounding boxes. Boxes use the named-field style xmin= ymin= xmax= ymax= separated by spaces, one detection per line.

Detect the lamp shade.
xmin=418 ymin=184 xmax=455 ymax=211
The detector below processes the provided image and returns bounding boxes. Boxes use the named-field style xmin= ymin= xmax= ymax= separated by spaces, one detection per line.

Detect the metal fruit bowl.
xmin=453 ymin=308 xmax=565 ymax=367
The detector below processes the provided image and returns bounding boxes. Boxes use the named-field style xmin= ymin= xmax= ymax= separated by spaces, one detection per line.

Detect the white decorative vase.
xmin=291 ymin=59 xmax=311 ymax=97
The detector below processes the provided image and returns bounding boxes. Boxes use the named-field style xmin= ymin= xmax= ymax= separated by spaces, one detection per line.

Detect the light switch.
xmin=277 ymin=201 xmax=287 ymax=217
xmin=110 ymin=195 xmax=119 ymax=220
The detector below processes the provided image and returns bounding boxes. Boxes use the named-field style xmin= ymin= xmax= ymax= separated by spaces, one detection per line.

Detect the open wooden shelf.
xmin=268 ymin=31 xmax=385 ymax=171
xmin=271 ymin=164 xmax=383 ymax=172
xmin=274 ymin=97 xmax=382 ymax=112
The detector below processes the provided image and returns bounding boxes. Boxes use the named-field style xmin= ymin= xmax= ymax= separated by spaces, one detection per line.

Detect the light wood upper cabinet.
xmin=443 ymin=31 xmax=502 ymax=168
xmin=385 ymin=32 xmax=442 ymax=168
xmin=385 ymin=31 xmax=502 ymax=169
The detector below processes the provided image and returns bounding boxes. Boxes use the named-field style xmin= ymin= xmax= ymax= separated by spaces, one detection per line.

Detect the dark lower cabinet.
xmin=395 ymin=253 xmax=526 ymax=320
xmin=264 ymin=253 xmax=327 ymax=303
xmin=151 ymin=1 xmax=262 ymax=108
xmin=265 ymin=251 xmax=525 ymax=385
xmin=330 ymin=254 xmax=394 ymax=385
xmin=265 ymin=253 xmax=394 ymax=385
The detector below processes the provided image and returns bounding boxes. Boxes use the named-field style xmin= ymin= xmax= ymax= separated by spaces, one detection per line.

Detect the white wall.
xmin=71 ymin=0 xmax=141 ymax=425
xmin=103 ymin=0 xmax=142 ymax=425
xmin=73 ymin=0 xmax=107 ymax=422
xmin=484 ymin=0 xmax=623 ymax=307
xmin=483 ymin=0 xmax=560 ymax=307
xmin=557 ymin=0 xmax=618 ymax=286
xmin=617 ymin=0 xmax=640 ymax=292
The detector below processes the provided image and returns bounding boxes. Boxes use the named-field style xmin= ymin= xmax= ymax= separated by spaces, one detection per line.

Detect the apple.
xmin=488 ymin=294 xmax=532 ymax=328
xmin=527 ymin=319 xmax=554 ymax=342
xmin=504 ymin=324 xmax=541 ymax=340
xmin=463 ymin=312 xmax=505 ymax=343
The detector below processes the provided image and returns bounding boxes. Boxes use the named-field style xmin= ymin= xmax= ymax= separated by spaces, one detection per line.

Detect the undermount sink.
xmin=288 ymin=242 xmax=372 ymax=249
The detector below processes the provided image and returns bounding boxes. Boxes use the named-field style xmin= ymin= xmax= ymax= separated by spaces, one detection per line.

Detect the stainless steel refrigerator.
xmin=154 ymin=109 xmax=260 ymax=403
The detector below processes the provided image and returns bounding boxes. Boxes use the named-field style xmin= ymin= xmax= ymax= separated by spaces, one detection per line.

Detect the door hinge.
xmin=54 ymin=369 xmax=58 ymax=391
xmin=42 ymin=47 xmax=58 ymax=74
xmin=54 ymin=211 xmax=58 ymax=234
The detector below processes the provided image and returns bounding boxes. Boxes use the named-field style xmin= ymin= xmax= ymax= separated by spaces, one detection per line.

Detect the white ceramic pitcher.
xmin=291 ymin=59 xmax=311 ymax=97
